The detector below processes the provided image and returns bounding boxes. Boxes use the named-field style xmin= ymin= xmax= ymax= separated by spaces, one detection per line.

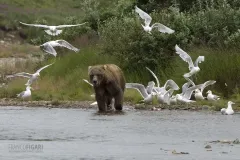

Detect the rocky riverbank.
xmin=0 ymin=98 xmax=220 ymax=111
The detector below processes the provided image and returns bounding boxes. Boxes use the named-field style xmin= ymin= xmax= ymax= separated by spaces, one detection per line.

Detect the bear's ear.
xmin=103 ymin=65 xmax=107 ymax=70
xmin=88 ymin=66 xmax=92 ymax=74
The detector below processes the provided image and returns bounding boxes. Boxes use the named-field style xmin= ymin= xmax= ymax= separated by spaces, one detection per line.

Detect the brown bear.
xmin=88 ymin=64 xmax=126 ymax=112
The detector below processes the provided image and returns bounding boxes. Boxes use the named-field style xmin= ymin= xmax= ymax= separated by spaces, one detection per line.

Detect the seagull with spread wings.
xmin=135 ymin=6 xmax=175 ymax=34
xmin=184 ymin=77 xmax=216 ymax=100
xmin=146 ymin=67 xmax=179 ymax=95
xmin=175 ymin=45 xmax=204 ymax=78
xmin=126 ymin=82 xmax=156 ymax=104
xmin=20 ymin=21 xmax=87 ymax=36
xmin=175 ymin=82 xmax=203 ymax=104
xmin=40 ymin=40 xmax=80 ymax=57
xmin=6 ymin=63 xmax=54 ymax=87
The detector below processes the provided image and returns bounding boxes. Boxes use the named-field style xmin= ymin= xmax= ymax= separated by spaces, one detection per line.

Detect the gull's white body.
xmin=169 ymin=95 xmax=177 ymax=105
xmin=40 ymin=40 xmax=79 ymax=57
xmin=6 ymin=63 xmax=54 ymax=86
xmin=126 ymin=82 xmax=155 ymax=103
xmin=20 ymin=21 xmax=87 ymax=36
xmin=195 ymin=89 xmax=205 ymax=100
xmin=221 ymin=101 xmax=235 ymax=115
xmin=156 ymin=89 xmax=175 ymax=105
xmin=17 ymin=86 xmax=31 ymax=99
xmin=175 ymin=45 xmax=204 ymax=78
xmin=135 ymin=6 xmax=174 ymax=34
xmin=206 ymin=90 xmax=220 ymax=101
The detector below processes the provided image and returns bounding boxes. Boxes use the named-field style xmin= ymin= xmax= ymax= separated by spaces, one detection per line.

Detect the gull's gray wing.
xmin=19 ymin=21 xmax=49 ymax=28
xmin=135 ymin=6 xmax=152 ymax=26
xmin=10 ymin=72 xmax=33 ymax=79
xmin=194 ymin=56 xmax=205 ymax=67
xmin=175 ymin=45 xmax=194 ymax=70
xmin=56 ymin=22 xmax=87 ymax=28
xmin=163 ymin=79 xmax=179 ymax=90
xmin=126 ymin=83 xmax=148 ymax=98
xmin=146 ymin=67 xmax=160 ymax=87
xmin=183 ymin=84 xmax=204 ymax=100
xmin=36 ymin=62 xmax=54 ymax=74
xmin=164 ymin=89 xmax=175 ymax=105
xmin=41 ymin=43 xmax=57 ymax=57
xmin=201 ymin=80 xmax=216 ymax=93
xmin=184 ymin=77 xmax=195 ymax=86
xmin=55 ymin=40 xmax=80 ymax=52
xmin=151 ymin=23 xmax=175 ymax=34
xmin=146 ymin=81 xmax=155 ymax=94
xmin=17 ymin=90 xmax=25 ymax=98
xmin=182 ymin=81 xmax=192 ymax=94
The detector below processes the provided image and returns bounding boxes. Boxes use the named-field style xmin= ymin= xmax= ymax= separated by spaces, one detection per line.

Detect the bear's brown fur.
xmin=88 ymin=64 xmax=126 ymax=112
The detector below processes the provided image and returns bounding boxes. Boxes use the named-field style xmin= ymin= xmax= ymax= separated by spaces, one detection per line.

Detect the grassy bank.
xmin=1 ymin=43 xmax=240 ymax=111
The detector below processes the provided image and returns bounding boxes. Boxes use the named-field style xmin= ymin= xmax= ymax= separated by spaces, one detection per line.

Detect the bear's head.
xmin=88 ymin=65 xmax=108 ymax=87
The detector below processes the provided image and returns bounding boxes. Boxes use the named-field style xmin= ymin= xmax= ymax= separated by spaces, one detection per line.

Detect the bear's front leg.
xmin=114 ymin=90 xmax=123 ymax=111
xmin=95 ymin=89 xmax=107 ymax=112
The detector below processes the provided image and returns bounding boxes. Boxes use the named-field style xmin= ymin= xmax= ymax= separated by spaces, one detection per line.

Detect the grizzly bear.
xmin=88 ymin=64 xmax=126 ymax=112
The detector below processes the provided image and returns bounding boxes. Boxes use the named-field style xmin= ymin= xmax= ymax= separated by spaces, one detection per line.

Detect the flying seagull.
xmin=175 ymin=45 xmax=204 ymax=78
xmin=6 ymin=63 xmax=54 ymax=86
xmin=135 ymin=6 xmax=175 ymax=34
xmin=17 ymin=85 xmax=32 ymax=99
xmin=40 ymin=40 xmax=80 ymax=57
xmin=20 ymin=21 xmax=87 ymax=36
xmin=221 ymin=101 xmax=235 ymax=115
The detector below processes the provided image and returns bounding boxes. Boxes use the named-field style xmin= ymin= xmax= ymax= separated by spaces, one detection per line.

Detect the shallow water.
xmin=0 ymin=106 xmax=239 ymax=160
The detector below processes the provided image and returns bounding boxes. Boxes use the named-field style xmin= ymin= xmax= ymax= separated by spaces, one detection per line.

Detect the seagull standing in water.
xmin=135 ymin=6 xmax=175 ymax=34
xmin=17 ymin=85 xmax=32 ymax=99
xmin=175 ymin=45 xmax=204 ymax=78
xmin=126 ymin=82 xmax=156 ymax=103
xmin=20 ymin=21 xmax=87 ymax=36
xmin=221 ymin=101 xmax=235 ymax=115
xmin=206 ymin=90 xmax=220 ymax=101
xmin=6 ymin=63 xmax=54 ymax=87
xmin=40 ymin=40 xmax=80 ymax=57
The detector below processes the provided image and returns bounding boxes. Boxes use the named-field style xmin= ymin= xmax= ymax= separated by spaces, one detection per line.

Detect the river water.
xmin=0 ymin=106 xmax=239 ymax=160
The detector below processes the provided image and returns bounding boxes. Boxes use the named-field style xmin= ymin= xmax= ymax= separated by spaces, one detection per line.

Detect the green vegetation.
xmin=0 ymin=0 xmax=240 ymax=110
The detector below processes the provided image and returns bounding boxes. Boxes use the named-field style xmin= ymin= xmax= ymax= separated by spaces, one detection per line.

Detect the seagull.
xmin=17 ymin=85 xmax=32 ymax=99
xmin=146 ymin=81 xmax=156 ymax=95
xmin=185 ymin=77 xmax=216 ymax=100
xmin=156 ymin=88 xmax=175 ymax=105
xmin=175 ymin=82 xmax=203 ymax=103
xmin=206 ymin=90 xmax=220 ymax=101
xmin=135 ymin=6 xmax=175 ymax=34
xmin=146 ymin=67 xmax=179 ymax=94
xmin=19 ymin=21 xmax=87 ymax=36
xmin=126 ymin=83 xmax=155 ymax=103
xmin=6 ymin=63 xmax=54 ymax=86
xmin=40 ymin=40 xmax=80 ymax=57
xmin=175 ymin=45 xmax=205 ymax=78
xmin=221 ymin=101 xmax=235 ymax=115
